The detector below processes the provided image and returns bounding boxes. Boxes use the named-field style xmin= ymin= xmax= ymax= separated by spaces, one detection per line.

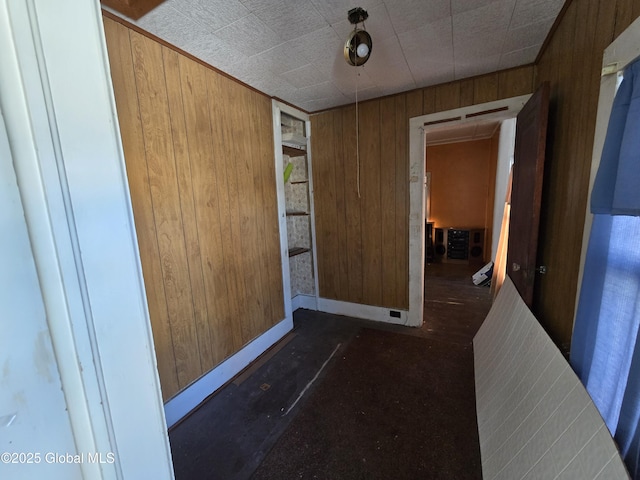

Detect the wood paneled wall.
xmin=533 ymin=0 xmax=640 ymax=352
xmin=311 ymin=66 xmax=535 ymax=310
xmin=103 ymin=16 xmax=284 ymax=400
xmin=100 ymin=0 xmax=638 ymax=393
xmin=313 ymin=0 xmax=639 ymax=353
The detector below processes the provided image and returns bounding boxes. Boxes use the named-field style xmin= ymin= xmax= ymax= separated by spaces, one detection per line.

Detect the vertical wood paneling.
xmin=380 ymin=96 xmax=397 ymax=307
xmin=332 ymin=110 xmax=350 ymax=302
xmin=406 ymin=89 xmax=424 ymax=118
xmin=129 ymin=31 xmax=202 ymax=389
xmin=182 ymin=59 xmax=234 ymax=364
xmin=104 ymin=16 xmax=284 ymax=399
xmin=232 ymin=80 xmax=262 ymax=342
xmin=405 ymin=90 xmax=425 ymax=125
xmin=359 ymin=100 xmax=383 ymax=306
xmin=311 ymin=112 xmax=331 ymax=298
xmin=498 ymin=66 xmax=535 ymax=98
xmin=342 ymin=105 xmax=364 ymax=304
xmin=422 ymin=87 xmax=436 ymax=115
xmin=554 ymin=0 xmax=577 ymax=248
xmin=614 ymin=0 xmax=635 ymax=37
xmin=315 ymin=112 xmax=340 ymax=299
xmin=247 ymin=92 xmax=273 ymax=339
xmin=634 ymin=0 xmax=640 ymax=19
xmin=163 ymin=49 xmax=214 ymax=373
xmin=459 ymin=79 xmax=475 ymax=108
xmin=394 ymin=95 xmax=409 ymax=309
xmin=261 ymin=94 xmax=285 ymax=323
xmin=474 ymin=74 xmax=499 ymax=104
xmin=250 ymin=91 xmax=282 ymax=326
xmin=250 ymin=94 xmax=270 ymax=323
xmin=583 ymin=0 xmax=606 ymax=157
xmin=103 ymin=19 xmax=179 ymax=398
xmin=204 ymin=71 xmax=245 ymax=355
xmin=568 ymin=0 xmax=598 ymax=199
xmin=324 ymin=112 xmax=341 ymax=300
xmin=435 ymin=82 xmax=461 ymax=112
xmin=311 ymin=70 xmax=539 ymax=312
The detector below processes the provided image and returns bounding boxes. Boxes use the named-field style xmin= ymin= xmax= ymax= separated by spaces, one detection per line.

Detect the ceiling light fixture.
xmin=344 ymin=7 xmax=371 ymax=199
xmin=344 ymin=7 xmax=372 ymax=67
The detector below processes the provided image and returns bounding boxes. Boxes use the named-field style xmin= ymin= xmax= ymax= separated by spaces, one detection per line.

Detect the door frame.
xmin=0 ymin=1 xmax=174 ymax=478
xmin=272 ymin=100 xmax=320 ymax=317
xmin=408 ymin=95 xmax=532 ymax=326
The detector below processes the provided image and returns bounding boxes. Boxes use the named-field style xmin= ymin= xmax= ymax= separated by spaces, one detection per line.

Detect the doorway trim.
xmin=408 ymin=95 xmax=532 ymax=327
xmin=0 ymin=1 xmax=174 ymax=477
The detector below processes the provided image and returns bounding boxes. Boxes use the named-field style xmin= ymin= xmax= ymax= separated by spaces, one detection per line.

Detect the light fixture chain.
xmin=356 ymin=68 xmax=361 ymax=199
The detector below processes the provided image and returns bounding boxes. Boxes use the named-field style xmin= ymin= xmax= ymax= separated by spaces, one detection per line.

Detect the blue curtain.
xmin=571 ymin=58 xmax=640 ymax=479
xmin=591 ymin=59 xmax=640 ymax=216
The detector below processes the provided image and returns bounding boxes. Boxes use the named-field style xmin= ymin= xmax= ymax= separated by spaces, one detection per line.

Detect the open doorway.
xmin=425 ymin=118 xmax=515 ymax=266
xmin=408 ymin=95 xmax=531 ymax=327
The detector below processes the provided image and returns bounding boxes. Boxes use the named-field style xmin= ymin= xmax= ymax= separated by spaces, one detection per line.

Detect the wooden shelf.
xmin=286 ymin=211 xmax=309 ymax=216
xmin=282 ymin=132 xmax=307 ymax=158
xmin=288 ymin=247 xmax=311 ymax=257
xmin=282 ymin=144 xmax=306 ymax=157
xmin=282 ymin=132 xmax=307 ymax=147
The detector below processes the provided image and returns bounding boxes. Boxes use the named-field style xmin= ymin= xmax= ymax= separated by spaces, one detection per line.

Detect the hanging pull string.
xmin=355 ymin=19 xmax=366 ymax=199
xmin=356 ymin=66 xmax=361 ymax=199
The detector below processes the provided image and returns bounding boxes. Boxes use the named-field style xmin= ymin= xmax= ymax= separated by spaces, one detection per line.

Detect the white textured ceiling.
xmin=105 ymin=0 xmax=565 ymax=112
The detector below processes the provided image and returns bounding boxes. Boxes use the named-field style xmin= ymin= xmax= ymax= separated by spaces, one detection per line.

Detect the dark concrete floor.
xmin=168 ymin=262 xmax=492 ymax=480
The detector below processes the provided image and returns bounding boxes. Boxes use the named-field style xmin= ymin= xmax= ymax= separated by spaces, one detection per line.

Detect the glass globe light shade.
xmin=356 ymin=42 xmax=369 ymax=58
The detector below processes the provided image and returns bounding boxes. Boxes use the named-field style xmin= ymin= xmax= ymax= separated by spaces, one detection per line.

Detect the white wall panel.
xmin=474 ymin=277 xmax=629 ymax=479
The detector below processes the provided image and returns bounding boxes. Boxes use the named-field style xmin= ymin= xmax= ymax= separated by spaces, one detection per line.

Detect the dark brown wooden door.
xmin=507 ymin=82 xmax=550 ymax=307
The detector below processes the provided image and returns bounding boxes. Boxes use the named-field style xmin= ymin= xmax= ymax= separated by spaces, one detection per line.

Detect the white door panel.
xmin=0 ymin=113 xmax=81 ymax=479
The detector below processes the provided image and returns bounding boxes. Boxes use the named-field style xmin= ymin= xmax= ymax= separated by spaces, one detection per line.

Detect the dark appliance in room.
xmin=434 ymin=227 xmax=485 ymax=264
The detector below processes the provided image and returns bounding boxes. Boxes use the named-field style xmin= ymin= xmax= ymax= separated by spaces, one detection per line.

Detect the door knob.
xmin=512 ymin=263 xmax=521 ymax=271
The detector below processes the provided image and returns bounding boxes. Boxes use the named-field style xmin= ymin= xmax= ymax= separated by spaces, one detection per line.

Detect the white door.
xmin=0 ymin=1 xmax=175 ymax=477
xmin=0 ymin=113 xmax=81 ymax=479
